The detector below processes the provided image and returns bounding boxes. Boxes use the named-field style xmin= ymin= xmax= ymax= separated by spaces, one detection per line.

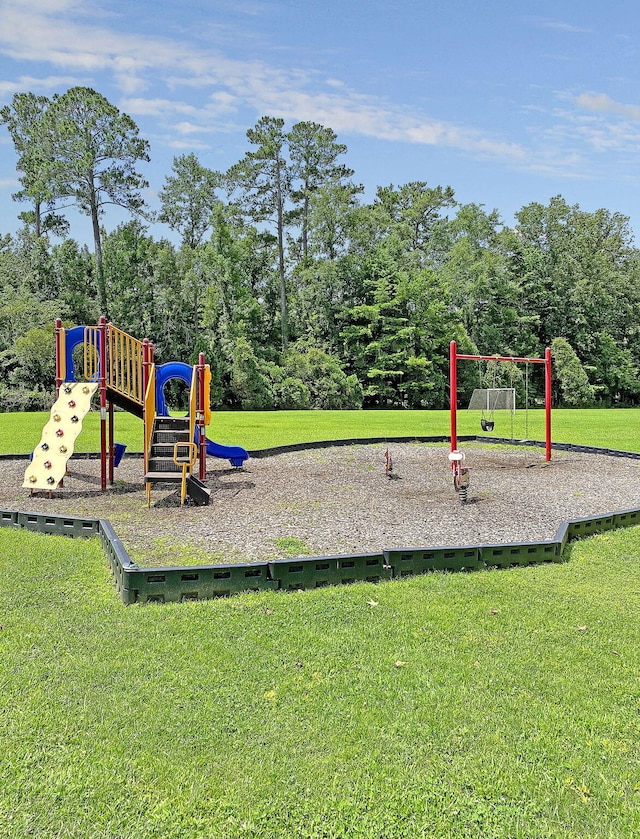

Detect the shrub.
xmin=283 ymin=347 xmax=363 ymax=409
xmin=230 ymin=336 xmax=274 ymax=409
xmin=0 ymin=385 xmax=53 ymax=412
xmin=271 ymin=374 xmax=311 ymax=410
xmin=551 ymin=337 xmax=595 ymax=407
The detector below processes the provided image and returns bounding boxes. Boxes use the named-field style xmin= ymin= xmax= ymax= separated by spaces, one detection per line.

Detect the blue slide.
xmin=155 ymin=362 xmax=249 ymax=468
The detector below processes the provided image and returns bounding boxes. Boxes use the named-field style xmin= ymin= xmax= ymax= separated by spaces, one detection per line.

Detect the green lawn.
xmin=2 ymin=408 xmax=640 ymax=837
xmin=3 ymin=406 xmax=640 ymax=455
xmin=1 ymin=526 xmax=638 ymax=838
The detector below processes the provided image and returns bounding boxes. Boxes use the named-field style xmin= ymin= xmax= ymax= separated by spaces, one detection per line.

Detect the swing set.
xmin=449 ymin=340 xmax=552 ymax=462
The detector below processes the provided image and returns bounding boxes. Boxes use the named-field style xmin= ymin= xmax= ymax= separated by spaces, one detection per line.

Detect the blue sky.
xmin=1 ymin=0 xmax=640 ymax=244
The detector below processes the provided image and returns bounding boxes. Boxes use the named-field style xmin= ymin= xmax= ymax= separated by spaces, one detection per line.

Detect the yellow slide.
xmin=23 ymin=381 xmax=98 ymax=491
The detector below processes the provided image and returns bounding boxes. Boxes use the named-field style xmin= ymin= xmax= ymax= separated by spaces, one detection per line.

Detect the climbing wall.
xmin=22 ymin=382 xmax=98 ymax=491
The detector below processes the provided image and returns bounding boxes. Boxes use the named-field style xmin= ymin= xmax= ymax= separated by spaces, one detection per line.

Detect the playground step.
xmin=145 ymin=415 xmax=199 ymax=498
xmin=149 ymin=440 xmax=188 ymax=458
xmin=147 ymin=457 xmax=185 ymax=474
xmin=155 ymin=417 xmax=189 ymax=431
xmin=144 ymin=471 xmax=183 ymax=483
xmin=153 ymin=430 xmax=191 ymax=445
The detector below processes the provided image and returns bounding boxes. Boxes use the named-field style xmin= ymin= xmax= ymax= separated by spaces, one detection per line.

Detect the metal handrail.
xmin=173 ymin=441 xmax=198 ymax=506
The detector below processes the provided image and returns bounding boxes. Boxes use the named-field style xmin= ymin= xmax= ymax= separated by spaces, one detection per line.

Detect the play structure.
xmin=23 ymin=318 xmax=248 ymax=505
xmin=449 ymin=340 xmax=552 ymax=502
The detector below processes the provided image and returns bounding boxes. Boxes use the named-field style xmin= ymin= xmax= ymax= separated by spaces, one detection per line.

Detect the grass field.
xmin=2 ymin=406 xmax=640 ymax=456
xmin=1 ymin=526 xmax=639 ymax=838
xmin=1 ymin=408 xmax=640 ymax=837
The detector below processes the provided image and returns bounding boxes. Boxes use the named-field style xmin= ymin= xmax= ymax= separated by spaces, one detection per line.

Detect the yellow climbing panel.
xmin=23 ymin=381 xmax=98 ymax=491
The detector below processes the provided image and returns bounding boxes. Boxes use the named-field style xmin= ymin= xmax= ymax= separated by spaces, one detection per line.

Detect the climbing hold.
xmin=68 ymin=400 xmax=76 ymax=408
xmin=46 ymin=476 xmax=56 ymax=485
xmin=29 ymin=475 xmax=37 ymax=483
xmin=41 ymin=442 xmax=49 ymax=451
xmin=64 ymin=385 xmax=72 ymax=394
xmin=70 ymin=415 xmax=79 ymax=423
xmin=53 ymin=413 xmax=61 ymax=422
xmin=82 ymin=386 xmax=90 ymax=394
xmin=59 ymin=445 xmax=67 ymax=454
xmin=44 ymin=460 xmax=52 ymax=469
xmin=56 ymin=429 xmax=64 ymax=437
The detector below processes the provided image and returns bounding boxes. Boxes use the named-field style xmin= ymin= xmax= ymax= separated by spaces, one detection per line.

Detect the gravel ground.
xmin=3 ymin=443 xmax=640 ymax=566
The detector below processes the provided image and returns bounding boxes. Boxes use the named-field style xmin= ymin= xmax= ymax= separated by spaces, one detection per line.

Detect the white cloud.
xmin=522 ymin=90 xmax=640 ymax=174
xmin=167 ymin=138 xmax=211 ymax=150
xmin=576 ymin=92 xmax=640 ymax=121
xmin=0 ymin=74 xmax=79 ymax=99
xmin=0 ymin=0 xmax=527 ymax=165
xmin=527 ymin=17 xmax=591 ymax=34
xmin=208 ymin=91 xmax=239 ymax=114
xmin=174 ymin=121 xmax=207 ymax=136
xmin=0 ymin=176 xmax=19 ymax=189
xmin=120 ymin=97 xmax=200 ymax=118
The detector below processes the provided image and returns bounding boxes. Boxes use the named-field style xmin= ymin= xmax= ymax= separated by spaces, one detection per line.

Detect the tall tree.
xmin=158 ymin=153 xmax=221 ymax=249
xmin=550 ymin=337 xmax=595 ymax=406
xmin=43 ymin=87 xmax=150 ymax=317
xmin=287 ymin=121 xmax=355 ymax=261
xmin=507 ymin=197 xmax=639 ymax=355
xmin=197 ymin=206 xmax=279 ymax=376
xmin=306 ymin=181 xmax=362 ymax=260
xmin=340 ymin=230 xmax=466 ymax=408
xmin=50 ymin=239 xmax=98 ymax=325
xmin=0 ymin=92 xmax=67 ymax=238
xmin=226 ymin=116 xmax=291 ymax=349
xmin=373 ymin=181 xmax=456 ymax=264
xmin=441 ymin=203 xmax=533 ymax=356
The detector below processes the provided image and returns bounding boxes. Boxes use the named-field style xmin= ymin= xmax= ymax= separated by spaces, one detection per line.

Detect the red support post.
xmin=545 ymin=346 xmax=552 ymax=462
xmin=142 ymin=339 xmax=152 ymax=476
xmin=198 ymin=352 xmax=207 ymax=481
xmin=108 ymin=400 xmax=114 ymax=485
xmin=449 ymin=340 xmax=457 ymax=454
xmin=98 ymin=316 xmax=107 ymax=490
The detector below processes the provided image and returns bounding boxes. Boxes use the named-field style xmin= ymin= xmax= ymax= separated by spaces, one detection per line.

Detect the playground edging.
xmin=3 ymin=437 xmax=640 ymax=605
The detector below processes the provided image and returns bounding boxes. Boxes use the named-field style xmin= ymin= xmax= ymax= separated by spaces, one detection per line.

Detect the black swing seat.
xmin=481 ymin=418 xmax=494 ymax=432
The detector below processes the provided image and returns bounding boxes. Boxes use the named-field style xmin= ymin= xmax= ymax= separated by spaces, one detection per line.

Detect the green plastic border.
xmin=3 ymin=437 xmax=640 ymax=604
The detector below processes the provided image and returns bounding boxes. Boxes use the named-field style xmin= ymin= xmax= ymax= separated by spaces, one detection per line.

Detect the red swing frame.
xmin=449 ymin=340 xmax=552 ymax=462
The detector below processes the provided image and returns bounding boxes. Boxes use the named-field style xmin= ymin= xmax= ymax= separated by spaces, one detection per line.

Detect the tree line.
xmin=2 ymin=86 xmax=639 ymax=412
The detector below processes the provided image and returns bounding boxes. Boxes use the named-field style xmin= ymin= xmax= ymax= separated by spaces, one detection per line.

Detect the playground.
xmin=9 ymin=320 xmax=640 ymax=580
xmin=5 ymin=441 xmax=640 ymax=567
xmin=3 ymin=326 xmax=640 ymax=836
